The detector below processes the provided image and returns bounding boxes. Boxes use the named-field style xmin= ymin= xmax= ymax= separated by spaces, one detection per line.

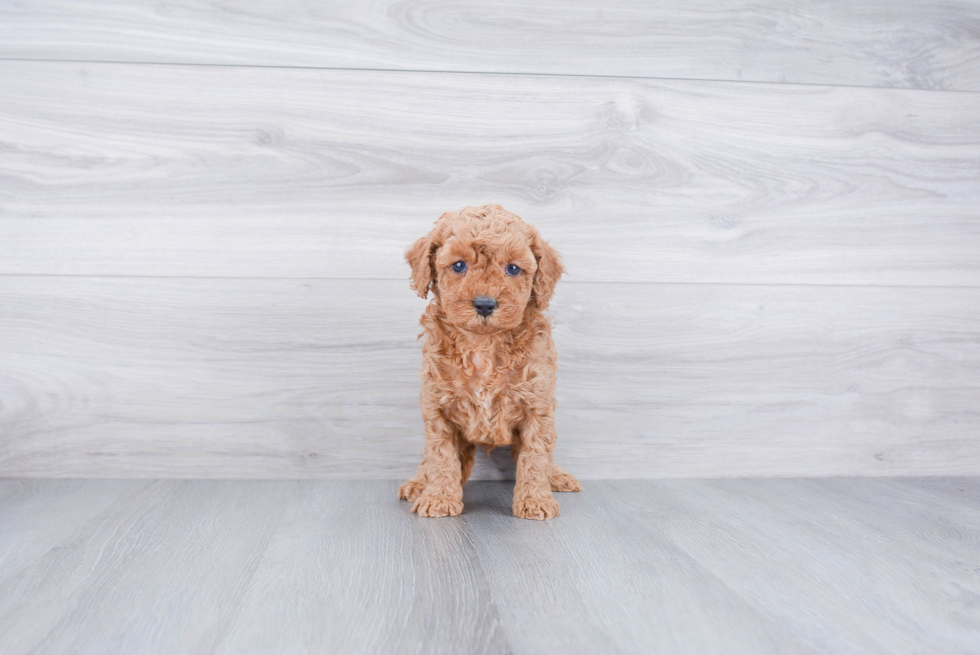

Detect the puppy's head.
xmin=407 ymin=205 xmax=563 ymax=333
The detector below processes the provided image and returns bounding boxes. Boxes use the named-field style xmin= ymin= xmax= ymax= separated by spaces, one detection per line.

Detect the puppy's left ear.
xmin=529 ymin=227 xmax=564 ymax=308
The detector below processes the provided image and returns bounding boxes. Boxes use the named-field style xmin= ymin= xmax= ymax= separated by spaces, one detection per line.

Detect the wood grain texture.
xmin=1 ymin=61 xmax=978 ymax=285
xmin=0 ymin=478 xmax=977 ymax=654
xmin=609 ymin=478 xmax=980 ymax=654
xmin=2 ymin=1 xmax=979 ymax=91
xmin=1 ymin=276 xmax=977 ymax=479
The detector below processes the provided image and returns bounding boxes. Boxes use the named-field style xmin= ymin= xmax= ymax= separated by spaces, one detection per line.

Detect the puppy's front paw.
xmin=513 ymin=496 xmax=560 ymax=521
xmin=398 ymin=479 xmax=425 ymax=502
xmin=412 ymin=494 xmax=463 ymax=517
xmin=550 ymin=470 xmax=582 ymax=493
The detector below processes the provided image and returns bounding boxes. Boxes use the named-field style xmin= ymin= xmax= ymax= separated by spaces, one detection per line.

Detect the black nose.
xmin=473 ymin=296 xmax=497 ymax=317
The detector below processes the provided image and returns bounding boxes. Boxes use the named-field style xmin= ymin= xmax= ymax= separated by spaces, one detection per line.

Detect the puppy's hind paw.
xmin=550 ymin=470 xmax=582 ymax=493
xmin=412 ymin=494 xmax=463 ymax=517
xmin=513 ymin=496 xmax=560 ymax=521
xmin=398 ymin=479 xmax=425 ymax=502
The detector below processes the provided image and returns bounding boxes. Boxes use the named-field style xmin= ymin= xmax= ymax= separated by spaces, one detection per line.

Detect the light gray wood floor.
xmin=1 ymin=477 xmax=978 ymax=654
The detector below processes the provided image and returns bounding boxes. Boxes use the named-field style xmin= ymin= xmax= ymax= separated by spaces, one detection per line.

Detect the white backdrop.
xmin=1 ymin=1 xmax=978 ymax=478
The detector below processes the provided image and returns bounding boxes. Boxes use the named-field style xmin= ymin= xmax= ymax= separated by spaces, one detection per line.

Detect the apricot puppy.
xmin=398 ymin=204 xmax=581 ymax=520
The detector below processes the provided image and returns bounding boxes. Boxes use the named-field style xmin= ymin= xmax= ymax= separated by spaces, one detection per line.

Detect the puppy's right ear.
xmin=406 ymin=232 xmax=436 ymax=298
xmin=408 ymin=213 xmax=456 ymax=298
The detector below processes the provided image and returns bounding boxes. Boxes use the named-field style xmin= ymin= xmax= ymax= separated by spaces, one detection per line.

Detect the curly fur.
xmin=398 ymin=204 xmax=581 ymax=520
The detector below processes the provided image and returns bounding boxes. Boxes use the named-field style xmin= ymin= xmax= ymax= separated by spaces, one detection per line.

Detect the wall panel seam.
xmin=3 ymin=56 xmax=980 ymax=96
xmin=0 ymin=274 xmax=978 ymax=291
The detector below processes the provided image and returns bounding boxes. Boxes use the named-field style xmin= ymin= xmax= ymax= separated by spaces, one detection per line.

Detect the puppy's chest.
xmin=445 ymin=351 xmax=526 ymax=445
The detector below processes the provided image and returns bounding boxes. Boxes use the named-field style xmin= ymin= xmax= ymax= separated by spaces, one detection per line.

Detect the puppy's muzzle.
xmin=472 ymin=296 xmax=497 ymax=317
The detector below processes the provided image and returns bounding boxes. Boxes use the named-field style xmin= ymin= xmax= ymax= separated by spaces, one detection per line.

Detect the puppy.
xmin=398 ymin=205 xmax=581 ymax=520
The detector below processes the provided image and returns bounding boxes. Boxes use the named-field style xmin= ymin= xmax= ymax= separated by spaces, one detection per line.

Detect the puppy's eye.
xmin=452 ymin=261 xmax=467 ymax=273
xmin=505 ymin=264 xmax=521 ymax=276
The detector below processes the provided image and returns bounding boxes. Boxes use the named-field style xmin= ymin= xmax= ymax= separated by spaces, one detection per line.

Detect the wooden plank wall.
xmin=1 ymin=1 xmax=978 ymax=479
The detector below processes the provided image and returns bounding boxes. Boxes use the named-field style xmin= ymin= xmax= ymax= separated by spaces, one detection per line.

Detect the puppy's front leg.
xmin=411 ymin=408 xmax=465 ymax=518
xmin=513 ymin=412 xmax=561 ymax=520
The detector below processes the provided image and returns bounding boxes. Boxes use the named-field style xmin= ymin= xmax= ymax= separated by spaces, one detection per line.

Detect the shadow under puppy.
xmin=398 ymin=205 xmax=581 ymax=520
